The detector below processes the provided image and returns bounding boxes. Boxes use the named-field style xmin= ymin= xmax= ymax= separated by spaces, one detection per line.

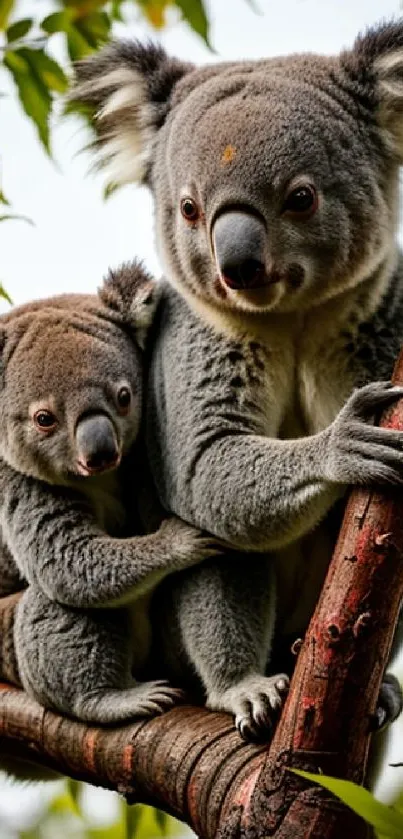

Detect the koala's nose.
xmin=76 ymin=414 xmax=120 ymax=476
xmin=212 ymin=211 xmax=267 ymax=290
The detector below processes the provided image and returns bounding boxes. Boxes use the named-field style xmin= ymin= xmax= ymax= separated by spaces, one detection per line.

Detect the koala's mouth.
xmin=76 ymin=455 xmax=121 ymax=477
xmin=218 ymin=264 xmax=280 ymax=291
xmin=216 ymin=263 xmax=305 ymax=296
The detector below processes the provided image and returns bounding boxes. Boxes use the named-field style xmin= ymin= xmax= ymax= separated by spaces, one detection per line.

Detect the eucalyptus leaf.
xmin=66 ymin=778 xmax=82 ymax=815
xmin=0 ymin=0 xmax=14 ymax=31
xmin=23 ymin=47 xmax=68 ymax=93
xmin=173 ymin=0 xmax=211 ymax=47
xmin=0 ymin=283 xmax=12 ymax=304
xmin=139 ymin=0 xmax=170 ymax=29
xmin=4 ymin=48 xmax=51 ymax=152
xmin=75 ymin=11 xmax=111 ymax=47
xmin=41 ymin=9 xmax=75 ymax=35
xmin=0 ymin=212 xmax=33 ymax=224
xmin=66 ymin=22 xmax=95 ymax=61
xmin=6 ymin=17 xmax=33 ymax=42
xmin=292 ymin=769 xmax=403 ymax=839
xmin=125 ymin=803 xmax=142 ymax=838
xmin=154 ymin=807 xmax=168 ymax=835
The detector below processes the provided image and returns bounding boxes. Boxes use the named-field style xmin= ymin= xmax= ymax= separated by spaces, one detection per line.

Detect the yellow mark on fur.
xmin=221 ymin=145 xmax=237 ymax=165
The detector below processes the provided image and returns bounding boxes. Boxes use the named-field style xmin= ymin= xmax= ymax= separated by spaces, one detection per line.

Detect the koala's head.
xmin=72 ymin=23 xmax=403 ymax=318
xmin=0 ymin=261 xmax=159 ymax=485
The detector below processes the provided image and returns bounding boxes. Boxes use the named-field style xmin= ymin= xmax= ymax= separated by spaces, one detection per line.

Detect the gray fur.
xmin=0 ymin=261 xmax=217 ymax=724
xmin=72 ymin=22 xmax=403 ymax=738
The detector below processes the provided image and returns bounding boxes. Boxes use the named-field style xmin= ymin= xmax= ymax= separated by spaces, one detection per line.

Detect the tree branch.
xmin=1 ymin=351 xmax=403 ymax=838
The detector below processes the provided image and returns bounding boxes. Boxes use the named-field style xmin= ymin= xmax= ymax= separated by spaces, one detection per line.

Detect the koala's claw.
xmin=75 ymin=680 xmax=186 ymax=723
xmin=133 ymin=680 xmax=186 ymax=715
xmin=207 ymin=673 xmax=289 ymax=742
xmin=372 ymin=673 xmax=403 ymax=732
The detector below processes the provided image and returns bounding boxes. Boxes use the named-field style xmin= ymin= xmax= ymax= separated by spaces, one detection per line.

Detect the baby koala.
xmin=0 ymin=262 xmax=217 ymax=724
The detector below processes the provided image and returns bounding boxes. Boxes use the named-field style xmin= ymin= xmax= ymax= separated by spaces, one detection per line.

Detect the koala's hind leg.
xmin=15 ymin=587 xmax=182 ymax=724
xmin=155 ymin=554 xmax=289 ymax=741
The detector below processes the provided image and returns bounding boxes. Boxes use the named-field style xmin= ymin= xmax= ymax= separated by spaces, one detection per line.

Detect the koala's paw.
xmin=160 ymin=516 xmax=223 ymax=569
xmin=206 ymin=673 xmax=289 ymax=742
xmin=372 ymin=673 xmax=403 ymax=731
xmin=129 ymin=680 xmax=187 ymax=716
xmin=325 ymin=382 xmax=403 ymax=486
xmin=76 ymin=681 xmax=186 ymax=723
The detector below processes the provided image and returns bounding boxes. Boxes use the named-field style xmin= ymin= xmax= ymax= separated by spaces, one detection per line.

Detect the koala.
xmin=0 ymin=261 xmax=218 ymax=726
xmin=71 ymin=22 xmax=403 ymax=741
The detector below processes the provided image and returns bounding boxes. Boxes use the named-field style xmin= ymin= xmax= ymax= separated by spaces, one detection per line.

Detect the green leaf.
xmin=4 ymin=48 xmax=51 ymax=152
xmin=154 ymin=808 xmax=168 ymax=835
xmin=291 ymin=770 xmax=403 ymax=839
xmin=0 ymin=283 xmax=12 ymax=304
xmin=110 ymin=0 xmax=124 ymax=22
xmin=6 ymin=17 xmax=33 ymax=42
xmin=125 ymin=804 xmax=143 ymax=839
xmin=0 ymin=0 xmax=14 ymax=31
xmin=66 ymin=22 xmax=95 ymax=62
xmin=173 ymin=0 xmax=211 ymax=47
xmin=75 ymin=11 xmax=111 ymax=48
xmin=0 ymin=189 xmax=10 ymax=205
xmin=25 ymin=48 xmax=68 ymax=93
xmin=66 ymin=779 xmax=82 ymax=815
xmin=41 ymin=9 xmax=75 ymax=35
xmin=0 ymin=212 xmax=33 ymax=225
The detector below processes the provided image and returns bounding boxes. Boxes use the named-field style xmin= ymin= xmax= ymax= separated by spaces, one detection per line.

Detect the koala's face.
xmin=152 ymin=58 xmax=393 ymax=316
xmin=0 ymin=264 xmax=158 ymax=485
xmin=72 ymin=24 xmax=403 ymax=317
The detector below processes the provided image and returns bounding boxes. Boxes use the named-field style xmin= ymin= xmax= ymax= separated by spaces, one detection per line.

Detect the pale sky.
xmin=1 ymin=0 xmax=403 ymax=824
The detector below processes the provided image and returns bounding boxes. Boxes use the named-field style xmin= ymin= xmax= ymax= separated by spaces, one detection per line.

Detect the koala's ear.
xmin=70 ymin=41 xmax=193 ymax=185
xmin=99 ymin=260 xmax=161 ymax=349
xmin=342 ymin=22 xmax=403 ymax=160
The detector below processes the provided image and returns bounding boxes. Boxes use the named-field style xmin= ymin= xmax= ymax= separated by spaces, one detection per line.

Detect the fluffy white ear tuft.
xmin=80 ymin=67 xmax=156 ymax=185
xmin=70 ymin=41 xmax=193 ymax=185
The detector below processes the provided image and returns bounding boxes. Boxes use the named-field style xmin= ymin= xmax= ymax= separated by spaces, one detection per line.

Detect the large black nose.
xmin=212 ymin=211 xmax=267 ymax=290
xmin=76 ymin=414 xmax=120 ymax=475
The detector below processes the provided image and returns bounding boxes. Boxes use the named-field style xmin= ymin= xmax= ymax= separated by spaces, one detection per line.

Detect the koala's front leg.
xmin=0 ymin=469 xmax=219 ymax=609
xmin=157 ymin=554 xmax=289 ymax=740
xmin=167 ymin=382 xmax=403 ymax=552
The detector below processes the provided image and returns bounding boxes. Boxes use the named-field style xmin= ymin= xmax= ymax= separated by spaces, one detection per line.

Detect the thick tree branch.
xmin=1 ymin=352 xmax=403 ymax=837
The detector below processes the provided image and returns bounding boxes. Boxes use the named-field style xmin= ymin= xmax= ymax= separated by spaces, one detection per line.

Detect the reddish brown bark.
xmin=2 ymin=352 xmax=403 ymax=838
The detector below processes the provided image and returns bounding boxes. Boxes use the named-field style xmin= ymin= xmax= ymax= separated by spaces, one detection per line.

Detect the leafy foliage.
xmin=292 ymin=769 xmax=403 ymax=839
xmin=0 ymin=0 xmax=212 ymax=166
xmin=0 ymin=0 xmax=218 ymax=300
xmin=18 ymin=778 xmax=184 ymax=839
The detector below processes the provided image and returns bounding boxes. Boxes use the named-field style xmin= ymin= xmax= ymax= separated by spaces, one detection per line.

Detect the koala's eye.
xmin=117 ymin=386 xmax=131 ymax=413
xmin=282 ymin=184 xmax=318 ymax=219
xmin=180 ymin=197 xmax=199 ymax=223
xmin=33 ymin=410 xmax=57 ymax=432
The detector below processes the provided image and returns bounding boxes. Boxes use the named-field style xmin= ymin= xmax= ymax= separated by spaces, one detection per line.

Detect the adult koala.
xmin=72 ymin=22 xmax=403 ymax=739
